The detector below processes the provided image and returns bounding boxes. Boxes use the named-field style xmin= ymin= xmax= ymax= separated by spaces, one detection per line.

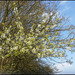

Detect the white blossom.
xmin=18 ymin=17 xmax=20 ymax=19
xmin=27 ymin=41 xmax=32 ymax=45
xmin=42 ymin=38 xmax=44 ymax=41
xmin=0 ymin=47 xmax=2 ymax=51
xmin=14 ymin=7 xmax=18 ymax=13
xmin=13 ymin=46 xmax=18 ymax=50
xmin=6 ymin=29 xmax=10 ymax=33
xmin=28 ymin=37 xmax=31 ymax=40
xmin=7 ymin=38 xmax=11 ymax=41
xmin=20 ymin=36 xmax=24 ymax=40
xmin=1 ymin=33 xmax=6 ymax=38
xmin=32 ymin=48 xmax=36 ymax=53
xmin=45 ymin=27 xmax=48 ymax=30
xmin=30 ymin=46 xmax=32 ymax=49
xmin=50 ymin=12 xmax=53 ymax=16
xmin=38 ymin=24 xmax=41 ymax=27
xmin=36 ymin=59 xmax=38 ymax=61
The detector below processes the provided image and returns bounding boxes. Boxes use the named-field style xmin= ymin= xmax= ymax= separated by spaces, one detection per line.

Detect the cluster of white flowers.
xmin=28 ymin=37 xmax=31 ymax=40
xmin=6 ymin=29 xmax=10 ymax=34
xmin=16 ymin=22 xmax=22 ymax=28
xmin=36 ymin=59 xmax=38 ymax=61
xmin=27 ymin=41 xmax=32 ymax=45
xmin=17 ymin=17 xmax=20 ymax=19
xmin=1 ymin=33 xmax=6 ymax=38
xmin=20 ymin=36 xmax=24 ymax=40
xmin=42 ymin=19 xmax=47 ymax=22
xmin=0 ymin=47 xmax=2 ymax=51
xmin=50 ymin=12 xmax=53 ymax=16
xmin=7 ymin=38 xmax=11 ymax=41
xmin=35 ymin=33 xmax=39 ymax=36
xmin=25 ymin=49 xmax=29 ymax=53
xmin=38 ymin=53 xmax=40 ymax=56
xmin=14 ymin=7 xmax=18 ymax=14
xmin=30 ymin=46 xmax=32 ymax=49
xmin=13 ymin=46 xmax=18 ymax=50
xmin=45 ymin=27 xmax=48 ymax=30
xmin=14 ymin=7 xmax=17 ymax=11
xmin=41 ymin=38 xmax=44 ymax=41
xmin=20 ymin=26 xmax=23 ymax=30
xmin=2 ymin=43 xmax=5 ymax=45
xmin=32 ymin=48 xmax=36 ymax=53
xmin=38 ymin=24 xmax=41 ymax=28
xmin=36 ymin=28 xmax=40 ymax=33
xmin=20 ymin=48 xmax=25 ymax=53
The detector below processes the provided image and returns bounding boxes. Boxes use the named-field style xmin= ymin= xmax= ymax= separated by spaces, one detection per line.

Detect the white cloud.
xmin=60 ymin=1 xmax=67 ymax=5
xmin=54 ymin=62 xmax=71 ymax=72
xmin=54 ymin=62 xmax=75 ymax=74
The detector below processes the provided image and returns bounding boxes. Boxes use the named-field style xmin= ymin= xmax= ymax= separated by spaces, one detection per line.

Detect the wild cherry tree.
xmin=0 ymin=1 xmax=75 ymax=74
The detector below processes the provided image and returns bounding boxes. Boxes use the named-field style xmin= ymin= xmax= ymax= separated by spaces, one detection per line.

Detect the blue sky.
xmin=59 ymin=1 xmax=75 ymax=24
xmin=41 ymin=1 xmax=75 ymax=74
xmin=55 ymin=1 xmax=75 ymax=74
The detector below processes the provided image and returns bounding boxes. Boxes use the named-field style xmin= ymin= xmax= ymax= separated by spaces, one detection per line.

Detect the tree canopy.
xmin=0 ymin=1 xmax=75 ymax=74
